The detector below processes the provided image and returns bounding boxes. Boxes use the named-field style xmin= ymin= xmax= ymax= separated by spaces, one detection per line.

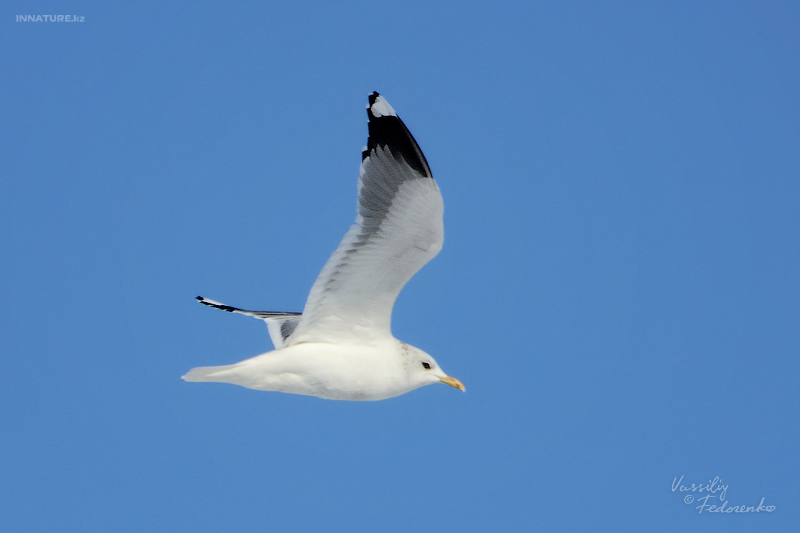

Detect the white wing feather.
xmin=288 ymin=94 xmax=443 ymax=344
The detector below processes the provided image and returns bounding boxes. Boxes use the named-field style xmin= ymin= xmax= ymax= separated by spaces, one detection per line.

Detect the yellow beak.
xmin=439 ymin=376 xmax=466 ymax=392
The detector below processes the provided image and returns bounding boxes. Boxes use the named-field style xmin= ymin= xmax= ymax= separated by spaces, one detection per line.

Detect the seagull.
xmin=183 ymin=92 xmax=464 ymax=401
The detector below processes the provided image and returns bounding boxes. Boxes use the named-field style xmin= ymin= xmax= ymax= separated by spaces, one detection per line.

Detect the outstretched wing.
xmin=196 ymin=296 xmax=302 ymax=349
xmin=288 ymin=93 xmax=444 ymax=345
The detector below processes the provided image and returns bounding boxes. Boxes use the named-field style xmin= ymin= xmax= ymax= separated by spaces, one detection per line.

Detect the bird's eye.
xmin=422 ymin=362 xmax=431 ymax=370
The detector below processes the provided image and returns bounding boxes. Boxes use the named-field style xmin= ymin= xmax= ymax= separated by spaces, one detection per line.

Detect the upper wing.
xmin=196 ymin=296 xmax=302 ymax=349
xmin=287 ymin=92 xmax=444 ymax=344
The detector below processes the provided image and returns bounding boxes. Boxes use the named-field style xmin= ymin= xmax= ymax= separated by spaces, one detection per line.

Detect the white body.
xmin=184 ymin=339 xmax=446 ymax=401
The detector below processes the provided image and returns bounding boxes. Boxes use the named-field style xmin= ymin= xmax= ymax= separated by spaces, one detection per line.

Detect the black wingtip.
xmin=197 ymin=296 xmax=216 ymax=307
xmin=363 ymin=93 xmax=431 ymax=177
xmin=369 ymin=91 xmax=380 ymax=105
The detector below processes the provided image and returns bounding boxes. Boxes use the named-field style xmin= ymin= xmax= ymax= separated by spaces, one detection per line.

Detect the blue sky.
xmin=2 ymin=1 xmax=798 ymax=531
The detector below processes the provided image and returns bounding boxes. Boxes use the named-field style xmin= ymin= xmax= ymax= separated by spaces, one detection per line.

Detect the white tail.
xmin=181 ymin=364 xmax=237 ymax=382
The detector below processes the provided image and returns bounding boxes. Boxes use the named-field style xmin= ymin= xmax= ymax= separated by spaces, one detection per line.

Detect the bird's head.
xmin=405 ymin=344 xmax=465 ymax=393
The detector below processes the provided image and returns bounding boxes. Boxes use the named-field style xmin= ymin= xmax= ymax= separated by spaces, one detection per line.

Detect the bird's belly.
xmin=228 ymin=342 xmax=412 ymax=401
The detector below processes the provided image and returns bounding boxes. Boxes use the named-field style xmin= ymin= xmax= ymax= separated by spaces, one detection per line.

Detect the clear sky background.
xmin=2 ymin=1 xmax=798 ymax=531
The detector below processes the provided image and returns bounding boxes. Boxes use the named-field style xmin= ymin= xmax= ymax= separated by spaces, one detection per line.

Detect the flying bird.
xmin=183 ymin=92 xmax=464 ymax=400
